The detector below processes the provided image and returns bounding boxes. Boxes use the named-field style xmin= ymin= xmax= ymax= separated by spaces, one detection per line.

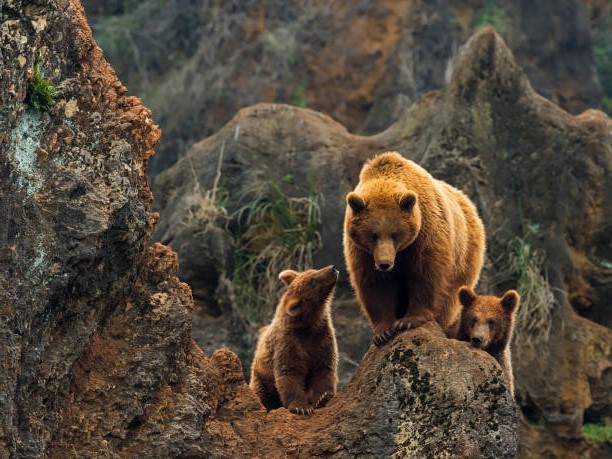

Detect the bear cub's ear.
xmin=285 ymin=298 xmax=303 ymax=316
xmin=399 ymin=191 xmax=417 ymax=212
xmin=500 ymin=290 xmax=520 ymax=313
xmin=347 ymin=192 xmax=367 ymax=213
xmin=458 ymin=286 xmax=476 ymax=308
xmin=279 ymin=270 xmax=299 ymax=285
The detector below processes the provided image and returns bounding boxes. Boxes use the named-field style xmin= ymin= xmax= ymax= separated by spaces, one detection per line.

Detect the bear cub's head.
xmin=346 ymin=180 xmax=421 ymax=272
xmin=278 ymin=265 xmax=339 ymax=320
xmin=458 ymin=287 xmax=520 ymax=351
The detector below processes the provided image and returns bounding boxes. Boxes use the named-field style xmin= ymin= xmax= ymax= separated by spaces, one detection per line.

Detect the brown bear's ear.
xmin=501 ymin=290 xmax=520 ymax=313
xmin=398 ymin=191 xmax=417 ymax=212
xmin=285 ymin=298 xmax=303 ymax=316
xmin=347 ymin=192 xmax=366 ymax=214
xmin=458 ymin=286 xmax=476 ymax=308
xmin=279 ymin=270 xmax=299 ymax=285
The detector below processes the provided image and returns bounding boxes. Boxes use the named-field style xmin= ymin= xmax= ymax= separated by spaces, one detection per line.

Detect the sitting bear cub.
xmin=249 ymin=266 xmax=339 ymax=415
xmin=457 ymin=286 xmax=521 ymax=395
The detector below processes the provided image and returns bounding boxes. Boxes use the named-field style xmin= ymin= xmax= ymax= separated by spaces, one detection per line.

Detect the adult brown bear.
xmin=343 ymin=151 xmax=485 ymax=345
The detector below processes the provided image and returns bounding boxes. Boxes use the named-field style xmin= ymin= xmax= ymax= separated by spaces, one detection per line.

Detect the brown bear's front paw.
xmin=373 ymin=327 xmax=397 ymax=346
xmin=393 ymin=316 xmax=427 ymax=333
xmin=288 ymin=403 xmax=314 ymax=416
xmin=314 ymin=391 xmax=333 ymax=408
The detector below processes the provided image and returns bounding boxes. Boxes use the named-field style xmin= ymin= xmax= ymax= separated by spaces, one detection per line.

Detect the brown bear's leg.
xmin=359 ymin=281 xmax=400 ymax=345
xmin=274 ymin=357 xmax=314 ymax=415
xmin=275 ymin=374 xmax=313 ymax=415
xmin=250 ymin=373 xmax=282 ymax=411
xmin=307 ymin=370 xmax=337 ymax=409
xmin=393 ymin=275 xmax=440 ymax=333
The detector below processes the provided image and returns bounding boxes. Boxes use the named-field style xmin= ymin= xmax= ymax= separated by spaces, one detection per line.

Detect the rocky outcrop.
xmin=153 ymin=28 xmax=612 ymax=457
xmin=0 ymin=1 xmax=519 ymax=457
xmin=82 ymin=0 xmax=603 ymax=176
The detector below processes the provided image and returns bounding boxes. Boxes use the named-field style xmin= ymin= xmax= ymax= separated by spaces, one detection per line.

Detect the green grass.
xmin=231 ymin=180 xmax=321 ymax=326
xmin=27 ymin=62 xmax=57 ymax=111
xmin=493 ymin=222 xmax=554 ymax=351
xmin=592 ymin=14 xmax=612 ymax=115
xmin=582 ymin=423 xmax=612 ymax=443
xmin=472 ymin=0 xmax=510 ymax=37
xmin=291 ymin=82 xmax=308 ymax=108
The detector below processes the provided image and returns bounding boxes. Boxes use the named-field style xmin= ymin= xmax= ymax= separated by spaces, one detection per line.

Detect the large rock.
xmin=81 ymin=0 xmax=603 ymax=176
xmin=153 ymin=28 xmax=612 ymax=457
xmin=0 ymin=1 xmax=519 ymax=457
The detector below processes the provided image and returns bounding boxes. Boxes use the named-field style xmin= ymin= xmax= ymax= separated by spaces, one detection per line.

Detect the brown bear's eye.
xmin=370 ymin=232 xmax=379 ymax=242
xmin=391 ymin=232 xmax=400 ymax=242
xmin=307 ymin=278 xmax=317 ymax=287
xmin=487 ymin=319 xmax=497 ymax=327
xmin=471 ymin=317 xmax=478 ymax=326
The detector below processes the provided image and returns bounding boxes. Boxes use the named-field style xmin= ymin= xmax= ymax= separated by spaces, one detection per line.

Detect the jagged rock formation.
xmin=0 ymin=1 xmax=520 ymax=457
xmin=153 ymin=27 xmax=612 ymax=459
xmin=81 ymin=0 xmax=603 ymax=176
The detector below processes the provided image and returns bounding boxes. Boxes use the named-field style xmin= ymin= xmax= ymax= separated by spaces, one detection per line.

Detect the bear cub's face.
xmin=346 ymin=186 xmax=422 ymax=272
xmin=458 ymin=287 xmax=520 ymax=350
xmin=278 ymin=265 xmax=339 ymax=317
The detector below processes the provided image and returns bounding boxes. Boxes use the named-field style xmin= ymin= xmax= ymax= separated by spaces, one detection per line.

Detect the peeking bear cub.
xmin=457 ymin=287 xmax=521 ymax=396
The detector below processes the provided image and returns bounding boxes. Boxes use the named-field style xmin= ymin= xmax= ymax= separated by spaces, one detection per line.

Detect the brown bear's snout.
xmin=471 ymin=336 xmax=483 ymax=347
xmin=374 ymin=240 xmax=395 ymax=271
xmin=470 ymin=323 xmax=489 ymax=349
xmin=376 ymin=261 xmax=393 ymax=271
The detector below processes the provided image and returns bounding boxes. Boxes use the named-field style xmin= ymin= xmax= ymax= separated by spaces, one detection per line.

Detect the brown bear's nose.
xmin=471 ymin=337 xmax=483 ymax=347
xmin=376 ymin=261 xmax=393 ymax=272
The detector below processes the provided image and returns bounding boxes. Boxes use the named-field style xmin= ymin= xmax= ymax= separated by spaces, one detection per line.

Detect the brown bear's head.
xmin=278 ymin=265 xmax=339 ymax=322
xmin=458 ymin=287 xmax=520 ymax=351
xmin=345 ymin=179 xmax=421 ymax=272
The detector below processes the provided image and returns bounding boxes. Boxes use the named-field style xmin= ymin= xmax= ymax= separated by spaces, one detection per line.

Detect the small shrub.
xmin=592 ymin=14 xmax=612 ymax=115
xmin=291 ymin=82 xmax=308 ymax=108
xmin=582 ymin=423 xmax=612 ymax=443
xmin=493 ymin=222 xmax=555 ymax=351
xmin=472 ymin=0 xmax=510 ymax=37
xmin=231 ymin=180 xmax=322 ymax=326
xmin=27 ymin=62 xmax=57 ymax=111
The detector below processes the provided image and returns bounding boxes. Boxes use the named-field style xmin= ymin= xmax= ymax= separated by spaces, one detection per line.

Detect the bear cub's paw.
xmin=288 ymin=403 xmax=315 ymax=416
xmin=314 ymin=390 xmax=333 ymax=409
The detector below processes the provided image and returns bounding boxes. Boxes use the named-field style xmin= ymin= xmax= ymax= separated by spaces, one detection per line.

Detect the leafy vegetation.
xmin=231 ymin=180 xmax=321 ymax=327
xmin=27 ymin=61 xmax=57 ymax=111
xmin=472 ymin=0 xmax=510 ymax=37
xmin=493 ymin=222 xmax=554 ymax=351
xmin=582 ymin=423 xmax=612 ymax=443
xmin=592 ymin=12 xmax=612 ymax=115
xmin=291 ymin=82 xmax=308 ymax=108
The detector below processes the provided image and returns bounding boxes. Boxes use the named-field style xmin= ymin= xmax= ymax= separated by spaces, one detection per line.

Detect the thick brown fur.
xmin=457 ymin=287 xmax=520 ymax=395
xmin=249 ymin=266 xmax=339 ymax=415
xmin=343 ymin=151 xmax=485 ymax=345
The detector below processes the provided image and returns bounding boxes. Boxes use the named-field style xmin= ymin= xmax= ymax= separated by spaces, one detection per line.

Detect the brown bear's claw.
xmin=373 ymin=328 xmax=396 ymax=346
xmin=393 ymin=317 xmax=427 ymax=333
xmin=315 ymin=391 xmax=332 ymax=408
xmin=290 ymin=406 xmax=314 ymax=416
